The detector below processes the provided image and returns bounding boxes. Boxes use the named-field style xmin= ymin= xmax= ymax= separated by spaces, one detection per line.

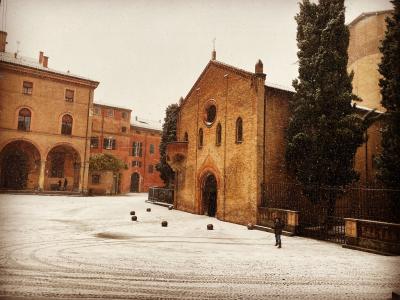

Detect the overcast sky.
xmin=1 ymin=0 xmax=393 ymax=122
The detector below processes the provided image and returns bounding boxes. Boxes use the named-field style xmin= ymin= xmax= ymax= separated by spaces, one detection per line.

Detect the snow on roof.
xmin=131 ymin=116 xmax=162 ymax=131
xmin=353 ymin=102 xmax=384 ymax=114
xmin=265 ymin=81 xmax=295 ymax=93
xmin=347 ymin=9 xmax=393 ymax=27
xmin=93 ymin=101 xmax=132 ymax=112
xmin=0 ymin=51 xmax=98 ymax=83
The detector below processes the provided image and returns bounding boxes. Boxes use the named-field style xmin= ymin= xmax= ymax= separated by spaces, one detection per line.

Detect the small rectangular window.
xmin=23 ymin=81 xmax=33 ymax=95
xmin=136 ymin=130 xmax=141 ymax=134
xmin=103 ymin=137 xmax=116 ymax=150
xmin=107 ymin=109 xmax=114 ymax=117
xmin=132 ymin=141 xmax=143 ymax=157
xmin=122 ymin=112 xmax=128 ymax=119
xmin=65 ymin=89 xmax=74 ymax=102
xmin=132 ymin=160 xmax=142 ymax=167
xmin=92 ymin=174 xmax=100 ymax=184
xmin=93 ymin=107 xmax=100 ymax=115
xmin=122 ymin=126 xmax=127 ymax=133
xmin=148 ymin=165 xmax=153 ymax=173
xmin=90 ymin=137 xmax=99 ymax=148
xmin=149 ymin=144 xmax=155 ymax=154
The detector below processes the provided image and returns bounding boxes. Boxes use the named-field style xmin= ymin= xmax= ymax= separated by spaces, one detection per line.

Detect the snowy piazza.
xmin=0 ymin=0 xmax=400 ymax=299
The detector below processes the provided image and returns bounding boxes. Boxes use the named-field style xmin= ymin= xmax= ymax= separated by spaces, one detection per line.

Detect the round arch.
xmin=45 ymin=144 xmax=82 ymax=191
xmin=0 ymin=138 xmax=44 ymax=161
xmin=0 ymin=140 xmax=42 ymax=190
xmin=199 ymin=171 xmax=218 ymax=217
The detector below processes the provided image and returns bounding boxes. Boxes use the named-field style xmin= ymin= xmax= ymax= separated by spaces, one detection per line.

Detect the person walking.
xmin=63 ymin=178 xmax=68 ymax=191
xmin=57 ymin=180 xmax=62 ymax=191
xmin=274 ymin=217 xmax=285 ymax=248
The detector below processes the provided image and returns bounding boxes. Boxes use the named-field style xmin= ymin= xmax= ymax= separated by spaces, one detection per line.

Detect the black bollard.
xmin=131 ymin=215 xmax=137 ymax=221
xmin=168 ymin=205 xmax=173 ymax=210
xmin=146 ymin=208 xmax=151 ymax=212
xmin=130 ymin=211 xmax=135 ymax=215
xmin=207 ymin=224 xmax=213 ymax=230
xmin=247 ymin=223 xmax=254 ymax=230
xmin=161 ymin=221 xmax=168 ymax=227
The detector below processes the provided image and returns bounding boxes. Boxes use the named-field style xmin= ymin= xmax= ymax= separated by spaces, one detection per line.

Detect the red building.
xmin=88 ymin=103 xmax=163 ymax=194
xmin=130 ymin=118 xmax=164 ymax=192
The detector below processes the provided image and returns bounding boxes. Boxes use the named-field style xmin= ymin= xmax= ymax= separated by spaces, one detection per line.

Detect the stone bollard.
xmin=146 ymin=208 xmax=151 ymax=212
xmin=131 ymin=215 xmax=137 ymax=221
xmin=207 ymin=224 xmax=213 ymax=230
xmin=161 ymin=221 xmax=168 ymax=227
xmin=168 ymin=205 xmax=173 ymax=210
xmin=247 ymin=223 xmax=254 ymax=230
xmin=130 ymin=211 xmax=135 ymax=215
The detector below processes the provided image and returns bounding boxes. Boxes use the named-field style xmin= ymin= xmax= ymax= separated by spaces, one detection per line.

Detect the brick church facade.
xmin=167 ymin=18 xmax=387 ymax=225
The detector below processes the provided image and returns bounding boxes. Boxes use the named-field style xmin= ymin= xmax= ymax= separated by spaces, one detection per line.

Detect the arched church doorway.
xmin=0 ymin=140 xmax=41 ymax=190
xmin=202 ymin=173 xmax=217 ymax=217
xmin=130 ymin=173 xmax=140 ymax=192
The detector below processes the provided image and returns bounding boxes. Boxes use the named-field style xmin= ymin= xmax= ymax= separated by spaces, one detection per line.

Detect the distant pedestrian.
xmin=63 ymin=178 xmax=68 ymax=191
xmin=274 ymin=217 xmax=285 ymax=248
xmin=57 ymin=180 xmax=62 ymax=191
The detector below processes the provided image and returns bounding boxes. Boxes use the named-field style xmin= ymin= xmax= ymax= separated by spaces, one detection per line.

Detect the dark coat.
xmin=274 ymin=219 xmax=285 ymax=235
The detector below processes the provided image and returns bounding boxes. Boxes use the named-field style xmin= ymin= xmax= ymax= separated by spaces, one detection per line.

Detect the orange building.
xmin=88 ymin=103 xmax=163 ymax=194
xmin=130 ymin=118 xmax=163 ymax=192
xmin=0 ymin=31 xmax=99 ymax=193
xmin=88 ymin=103 xmax=132 ymax=194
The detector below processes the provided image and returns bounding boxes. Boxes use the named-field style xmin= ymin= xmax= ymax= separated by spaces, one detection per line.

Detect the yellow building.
xmin=0 ymin=31 xmax=99 ymax=193
xmin=348 ymin=10 xmax=393 ymax=112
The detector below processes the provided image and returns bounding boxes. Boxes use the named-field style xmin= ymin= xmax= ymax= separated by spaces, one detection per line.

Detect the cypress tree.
xmin=156 ymin=103 xmax=179 ymax=187
xmin=286 ymin=0 xmax=365 ymax=215
xmin=376 ymin=1 xmax=400 ymax=217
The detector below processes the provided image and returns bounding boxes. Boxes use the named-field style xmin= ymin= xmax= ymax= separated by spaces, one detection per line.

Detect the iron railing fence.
xmin=148 ymin=187 xmax=174 ymax=205
xmin=261 ymin=182 xmax=400 ymax=223
xmin=260 ymin=183 xmax=400 ymax=244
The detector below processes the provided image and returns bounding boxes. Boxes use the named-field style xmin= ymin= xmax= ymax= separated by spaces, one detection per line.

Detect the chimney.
xmin=211 ymin=49 xmax=216 ymax=61
xmin=39 ymin=51 xmax=44 ymax=64
xmin=255 ymin=59 xmax=264 ymax=74
xmin=0 ymin=31 xmax=7 ymax=52
xmin=43 ymin=56 xmax=49 ymax=68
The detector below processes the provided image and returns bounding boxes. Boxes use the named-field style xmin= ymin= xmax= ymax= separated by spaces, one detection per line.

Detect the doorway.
xmin=202 ymin=174 xmax=217 ymax=217
xmin=130 ymin=173 xmax=140 ymax=192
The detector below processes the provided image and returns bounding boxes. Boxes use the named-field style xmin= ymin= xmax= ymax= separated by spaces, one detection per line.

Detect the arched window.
xmin=18 ymin=108 xmax=31 ymax=131
xmin=184 ymin=132 xmax=188 ymax=142
xmin=236 ymin=117 xmax=243 ymax=143
xmin=198 ymin=128 xmax=203 ymax=148
xmin=216 ymin=123 xmax=222 ymax=146
xmin=61 ymin=114 xmax=73 ymax=135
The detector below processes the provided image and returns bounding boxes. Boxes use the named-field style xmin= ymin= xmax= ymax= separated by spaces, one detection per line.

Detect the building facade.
xmin=0 ymin=31 xmax=99 ymax=193
xmin=167 ymin=48 xmax=385 ymax=225
xmin=88 ymin=104 xmax=163 ymax=194
xmin=0 ymin=31 xmax=163 ymax=194
xmin=348 ymin=10 xmax=393 ymax=112
xmin=130 ymin=122 xmax=163 ymax=192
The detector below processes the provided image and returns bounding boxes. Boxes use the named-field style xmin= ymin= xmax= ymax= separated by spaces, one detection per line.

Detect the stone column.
xmin=82 ymin=161 xmax=90 ymax=194
xmin=79 ymin=164 xmax=84 ymax=192
xmin=38 ymin=160 xmax=46 ymax=191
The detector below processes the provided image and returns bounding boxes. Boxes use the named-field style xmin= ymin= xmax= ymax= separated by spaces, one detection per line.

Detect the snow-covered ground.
xmin=0 ymin=193 xmax=398 ymax=299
